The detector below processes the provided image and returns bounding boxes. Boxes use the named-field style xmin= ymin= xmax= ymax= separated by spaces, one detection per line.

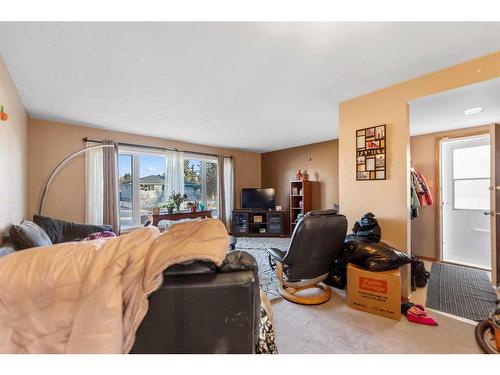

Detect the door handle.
xmin=470 ymin=228 xmax=490 ymax=233
xmin=483 ymin=211 xmax=500 ymax=216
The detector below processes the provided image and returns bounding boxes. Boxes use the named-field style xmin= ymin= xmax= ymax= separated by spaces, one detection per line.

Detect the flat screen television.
xmin=241 ymin=188 xmax=276 ymax=210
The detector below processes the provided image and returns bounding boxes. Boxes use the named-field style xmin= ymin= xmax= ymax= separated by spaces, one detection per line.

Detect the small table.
xmin=148 ymin=210 xmax=213 ymax=227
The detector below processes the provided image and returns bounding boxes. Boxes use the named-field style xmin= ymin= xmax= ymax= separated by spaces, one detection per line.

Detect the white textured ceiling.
xmin=1 ymin=22 xmax=500 ymax=152
xmin=410 ymin=78 xmax=500 ymax=135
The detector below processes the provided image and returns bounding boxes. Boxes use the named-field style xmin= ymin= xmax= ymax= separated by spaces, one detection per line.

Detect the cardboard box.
xmin=347 ymin=263 xmax=401 ymax=320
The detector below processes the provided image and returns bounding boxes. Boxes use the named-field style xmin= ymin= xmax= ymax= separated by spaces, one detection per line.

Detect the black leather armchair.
xmin=267 ymin=209 xmax=347 ymax=305
xmin=131 ymin=251 xmax=260 ymax=354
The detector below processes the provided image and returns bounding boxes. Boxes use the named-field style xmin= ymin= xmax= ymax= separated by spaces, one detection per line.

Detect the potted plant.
xmin=169 ymin=191 xmax=187 ymax=212
xmin=163 ymin=200 xmax=176 ymax=214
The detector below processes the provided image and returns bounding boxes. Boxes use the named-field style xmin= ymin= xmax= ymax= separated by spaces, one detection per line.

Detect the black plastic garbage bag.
xmin=344 ymin=237 xmax=411 ymax=271
xmin=411 ymin=255 xmax=430 ymax=288
xmin=352 ymin=212 xmax=381 ymax=242
xmin=324 ymin=258 xmax=347 ymax=289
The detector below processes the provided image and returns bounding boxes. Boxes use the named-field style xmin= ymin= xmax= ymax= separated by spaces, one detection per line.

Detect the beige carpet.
xmin=272 ymin=287 xmax=482 ymax=354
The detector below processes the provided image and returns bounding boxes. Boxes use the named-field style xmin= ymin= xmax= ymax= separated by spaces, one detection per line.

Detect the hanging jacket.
xmin=410 ymin=168 xmax=432 ymax=220
xmin=414 ymin=170 xmax=433 ymax=206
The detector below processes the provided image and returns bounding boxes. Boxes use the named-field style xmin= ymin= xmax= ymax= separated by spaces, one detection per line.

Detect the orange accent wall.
xmin=261 ymin=139 xmax=339 ymax=234
xmin=261 ymin=139 xmax=339 ymax=207
xmin=339 ymin=51 xmax=500 ymax=297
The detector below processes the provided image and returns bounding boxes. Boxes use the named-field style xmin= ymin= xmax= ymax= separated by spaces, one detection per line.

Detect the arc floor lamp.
xmin=38 ymin=143 xmax=116 ymax=216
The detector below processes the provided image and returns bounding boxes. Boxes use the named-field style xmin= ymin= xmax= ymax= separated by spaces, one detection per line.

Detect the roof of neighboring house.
xmin=122 ymin=174 xmax=201 ymax=187
xmin=139 ymin=174 xmax=165 ymax=184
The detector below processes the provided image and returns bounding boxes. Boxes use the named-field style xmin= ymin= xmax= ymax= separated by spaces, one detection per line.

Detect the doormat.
xmin=233 ymin=237 xmax=291 ymax=303
xmin=426 ymin=263 xmax=498 ymax=321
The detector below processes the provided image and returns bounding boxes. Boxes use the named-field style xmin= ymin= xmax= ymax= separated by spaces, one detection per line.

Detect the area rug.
xmin=233 ymin=237 xmax=291 ymax=303
xmin=426 ymin=263 xmax=498 ymax=321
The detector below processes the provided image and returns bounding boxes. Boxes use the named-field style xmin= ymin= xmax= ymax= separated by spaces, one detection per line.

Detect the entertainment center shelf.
xmin=231 ymin=209 xmax=285 ymax=237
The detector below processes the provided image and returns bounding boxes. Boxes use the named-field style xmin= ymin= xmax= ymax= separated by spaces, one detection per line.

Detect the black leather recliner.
xmin=131 ymin=251 xmax=260 ymax=354
xmin=267 ymin=209 xmax=347 ymax=305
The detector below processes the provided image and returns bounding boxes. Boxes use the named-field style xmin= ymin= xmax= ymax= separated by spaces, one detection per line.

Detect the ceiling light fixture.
xmin=464 ymin=107 xmax=483 ymax=116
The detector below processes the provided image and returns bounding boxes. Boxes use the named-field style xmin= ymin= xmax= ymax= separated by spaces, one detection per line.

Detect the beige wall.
xmin=339 ymin=51 xmax=500 ymax=298
xmin=0 ymin=56 xmax=28 ymax=239
xmin=28 ymin=119 xmax=261 ymax=224
xmin=261 ymin=139 xmax=339 ymax=224
xmin=410 ymin=125 xmax=490 ymax=260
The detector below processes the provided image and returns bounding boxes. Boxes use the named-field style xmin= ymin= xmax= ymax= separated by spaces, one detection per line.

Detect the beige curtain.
xmin=217 ymin=155 xmax=234 ymax=230
xmin=85 ymin=141 xmax=104 ymax=225
xmin=217 ymin=155 xmax=226 ymax=226
xmin=102 ymin=140 xmax=119 ymax=233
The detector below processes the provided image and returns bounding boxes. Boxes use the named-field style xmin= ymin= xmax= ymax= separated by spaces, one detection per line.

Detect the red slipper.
xmin=414 ymin=304 xmax=427 ymax=313
xmin=407 ymin=310 xmax=438 ymax=326
xmin=408 ymin=305 xmax=427 ymax=316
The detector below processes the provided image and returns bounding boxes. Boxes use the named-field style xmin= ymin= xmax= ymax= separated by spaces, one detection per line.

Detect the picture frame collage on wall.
xmin=356 ymin=124 xmax=386 ymax=181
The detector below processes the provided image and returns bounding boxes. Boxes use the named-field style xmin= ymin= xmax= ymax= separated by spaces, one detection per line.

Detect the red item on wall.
xmin=0 ymin=105 xmax=8 ymax=121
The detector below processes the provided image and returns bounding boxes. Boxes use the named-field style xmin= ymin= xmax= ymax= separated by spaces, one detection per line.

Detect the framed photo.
xmin=357 ymin=172 xmax=370 ymax=180
xmin=366 ymin=158 xmax=375 ymax=171
xmin=356 ymin=124 xmax=386 ymax=181
xmin=375 ymin=154 xmax=385 ymax=168
xmin=356 ymin=136 xmax=365 ymax=149
xmin=366 ymin=140 xmax=380 ymax=149
xmin=254 ymin=215 xmax=263 ymax=223
xmin=375 ymin=126 xmax=385 ymax=139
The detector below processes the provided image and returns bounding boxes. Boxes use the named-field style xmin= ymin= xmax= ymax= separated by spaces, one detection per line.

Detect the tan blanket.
xmin=0 ymin=219 xmax=228 ymax=353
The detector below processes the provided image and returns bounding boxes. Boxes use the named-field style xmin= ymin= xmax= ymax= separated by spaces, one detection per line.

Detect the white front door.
xmin=440 ymin=134 xmax=491 ymax=269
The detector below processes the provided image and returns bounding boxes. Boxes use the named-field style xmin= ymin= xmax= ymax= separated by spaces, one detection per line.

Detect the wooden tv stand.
xmin=231 ymin=209 xmax=285 ymax=237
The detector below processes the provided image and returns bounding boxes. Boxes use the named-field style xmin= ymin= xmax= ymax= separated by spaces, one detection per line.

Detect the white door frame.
xmin=490 ymin=124 xmax=498 ymax=286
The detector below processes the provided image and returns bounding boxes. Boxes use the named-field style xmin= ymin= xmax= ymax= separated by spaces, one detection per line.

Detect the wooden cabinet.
xmin=289 ymin=180 xmax=315 ymax=233
xmin=231 ymin=209 xmax=285 ymax=237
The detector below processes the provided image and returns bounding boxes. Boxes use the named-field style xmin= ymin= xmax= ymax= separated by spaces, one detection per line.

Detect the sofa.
xmin=131 ymin=251 xmax=261 ymax=354
xmin=0 ymin=215 xmax=113 ymax=255
xmin=0 ymin=216 xmax=262 ymax=354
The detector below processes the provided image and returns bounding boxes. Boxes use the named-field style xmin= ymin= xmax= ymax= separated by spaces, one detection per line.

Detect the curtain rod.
xmin=82 ymin=137 xmax=233 ymax=159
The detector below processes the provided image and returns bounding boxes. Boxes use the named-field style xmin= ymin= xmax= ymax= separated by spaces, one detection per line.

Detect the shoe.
xmin=405 ymin=304 xmax=438 ymax=326
xmin=401 ymin=302 xmax=414 ymax=315
xmin=407 ymin=311 xmax=438 ymax=326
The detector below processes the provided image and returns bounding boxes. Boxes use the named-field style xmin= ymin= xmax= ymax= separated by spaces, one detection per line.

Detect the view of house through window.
xmin=184 ymin=157 xmax=218 ymax=217
xmin=118 ymin=154 xmax=133 ymax=227
xmin=119 ymin=149 xmax=218 ymax=228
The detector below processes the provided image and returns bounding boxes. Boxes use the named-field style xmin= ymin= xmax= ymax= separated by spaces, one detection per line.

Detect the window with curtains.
xmin=118 ymin=147 xmax=219 ymax=228
xmin=183 ymin=155 xmax=219 ymax=218
xmin=118 ymin=149 xmax=167 ymax=227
